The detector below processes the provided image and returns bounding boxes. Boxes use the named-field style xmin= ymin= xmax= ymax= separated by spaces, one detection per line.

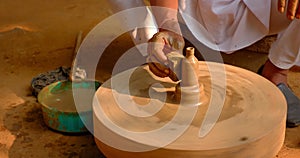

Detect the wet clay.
xmin=93 ymin=61 xmax=287 ymax=158
xmin=166 ymin=48 xmax=203 ymax=105
xmin=181 ymin=47 xmax=199 ymax=87
xmin=177 ymin=47 xmax=203 ymax=106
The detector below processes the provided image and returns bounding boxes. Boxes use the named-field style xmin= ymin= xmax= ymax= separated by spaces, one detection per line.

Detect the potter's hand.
xmin=147 ymin=30 xmax=184 ymax=81
xmin=278 ymin=0 xmax=300 ymax=20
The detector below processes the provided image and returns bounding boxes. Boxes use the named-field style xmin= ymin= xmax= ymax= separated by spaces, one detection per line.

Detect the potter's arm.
xmin=106 ymin=1 xmax=184 ymax=81
xmin=147 ymin=0 xmax=185 ymax=81
xmin=107 ymin=0 xmax=145 ymax=13
xmin=107 ymin=0 xmax=180 ymax=32
xmin=150 ymin=0 xmax=178 ymax=9
xmin=149 ymin=0 xmax=180 ymax=32
xmin=106 ymin=0 xmax=158 ymax=56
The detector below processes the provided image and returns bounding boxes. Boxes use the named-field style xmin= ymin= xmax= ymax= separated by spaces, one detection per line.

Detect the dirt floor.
xmin=0 ymin=0 xmax=300 ymax=157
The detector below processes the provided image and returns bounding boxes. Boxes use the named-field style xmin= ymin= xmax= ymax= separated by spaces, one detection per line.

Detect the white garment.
xmin=179 ymin=0 xmax=270 ymax=52
xmin=107 ymin=0 xmax=300 ymax=68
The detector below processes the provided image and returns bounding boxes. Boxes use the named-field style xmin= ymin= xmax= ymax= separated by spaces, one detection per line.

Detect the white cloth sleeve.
xmin=107 ymin=0 xmax=158 ymax=56
xmin=269 ymin=20 xmax=300 ymax=69
xmin=150 ymin=6 xmax=181 ymax=34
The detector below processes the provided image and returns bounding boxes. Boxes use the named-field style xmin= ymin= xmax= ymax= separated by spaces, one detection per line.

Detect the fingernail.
xmin=288 ymin=15 xmax=294 ymax=20
xmin=164 ymin=69 xmax=170 ymax=74
xmin=279 ymin=7 xmax=284 ymax=13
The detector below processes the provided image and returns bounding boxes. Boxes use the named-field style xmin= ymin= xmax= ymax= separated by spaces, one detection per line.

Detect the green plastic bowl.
xmin=38 ymin=80 xmax=101 ymax=133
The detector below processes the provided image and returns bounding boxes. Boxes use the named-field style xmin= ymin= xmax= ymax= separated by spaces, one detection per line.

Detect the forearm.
xmin=106 ymin=1 xmax=158 ymax=53
xmin=150 ymin=0 xmax=178 ymax=10
xmin=149 ymin=0 xmax=180 ymax=33
xmin=107 ymin=0 xmax=146 ymax=12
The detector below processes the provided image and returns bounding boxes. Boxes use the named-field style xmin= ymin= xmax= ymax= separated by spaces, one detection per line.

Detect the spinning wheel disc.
xmin=93 ymin=61 xmax=286 ymax=158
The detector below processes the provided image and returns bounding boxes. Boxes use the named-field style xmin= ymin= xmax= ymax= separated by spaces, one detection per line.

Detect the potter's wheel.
xmin=93 ymin=61 xmax=286 ymax=158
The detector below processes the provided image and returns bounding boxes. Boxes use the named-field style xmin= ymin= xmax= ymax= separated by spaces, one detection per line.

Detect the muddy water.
xmin=42 ymin=87 xmax=96 ymax=112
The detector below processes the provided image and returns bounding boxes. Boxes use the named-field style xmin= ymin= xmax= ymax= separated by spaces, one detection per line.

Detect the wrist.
xmin=150 ymin=6 xmax=180 ymax=32
xmin=159 ymin=19 xmax=182 ymax=35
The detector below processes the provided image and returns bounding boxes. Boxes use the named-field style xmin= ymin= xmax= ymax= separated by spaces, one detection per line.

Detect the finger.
xmin=148 ymin=61 xmax=179 ymax=81
xmin=296 ymin=2 xmax=300 ymax=18
xmin=148 ymin=62 xmax=169 ymax=78
xmin=147 ymin=55 xmax=170 ymax=75
xmin=169 ymin=70 xmax=179 ymax=82
xmin=152 ymin=42 xmax=169 ymax=64
xmin=147 ymin=50 xmax=169 ymax=68
xmin=148 ymin=39 xmax=169 ymax=64
xmin=152 ymin=61 xmax=170 ymax=75
xmin=287 ymin=0 xmax=299 ymax=20
xmin=278 ymin=0 xmax=286 ymax=13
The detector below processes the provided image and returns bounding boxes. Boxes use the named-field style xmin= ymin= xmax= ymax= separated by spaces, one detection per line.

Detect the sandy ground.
xmin=0 ymin=0 xmax=300 ymax=157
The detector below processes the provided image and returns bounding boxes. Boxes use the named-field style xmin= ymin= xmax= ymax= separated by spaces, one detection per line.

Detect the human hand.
xmin=147 ymin=31 xmax=184 ymax=81
xmin=278 ymin=0 xmax=300 ymax=20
